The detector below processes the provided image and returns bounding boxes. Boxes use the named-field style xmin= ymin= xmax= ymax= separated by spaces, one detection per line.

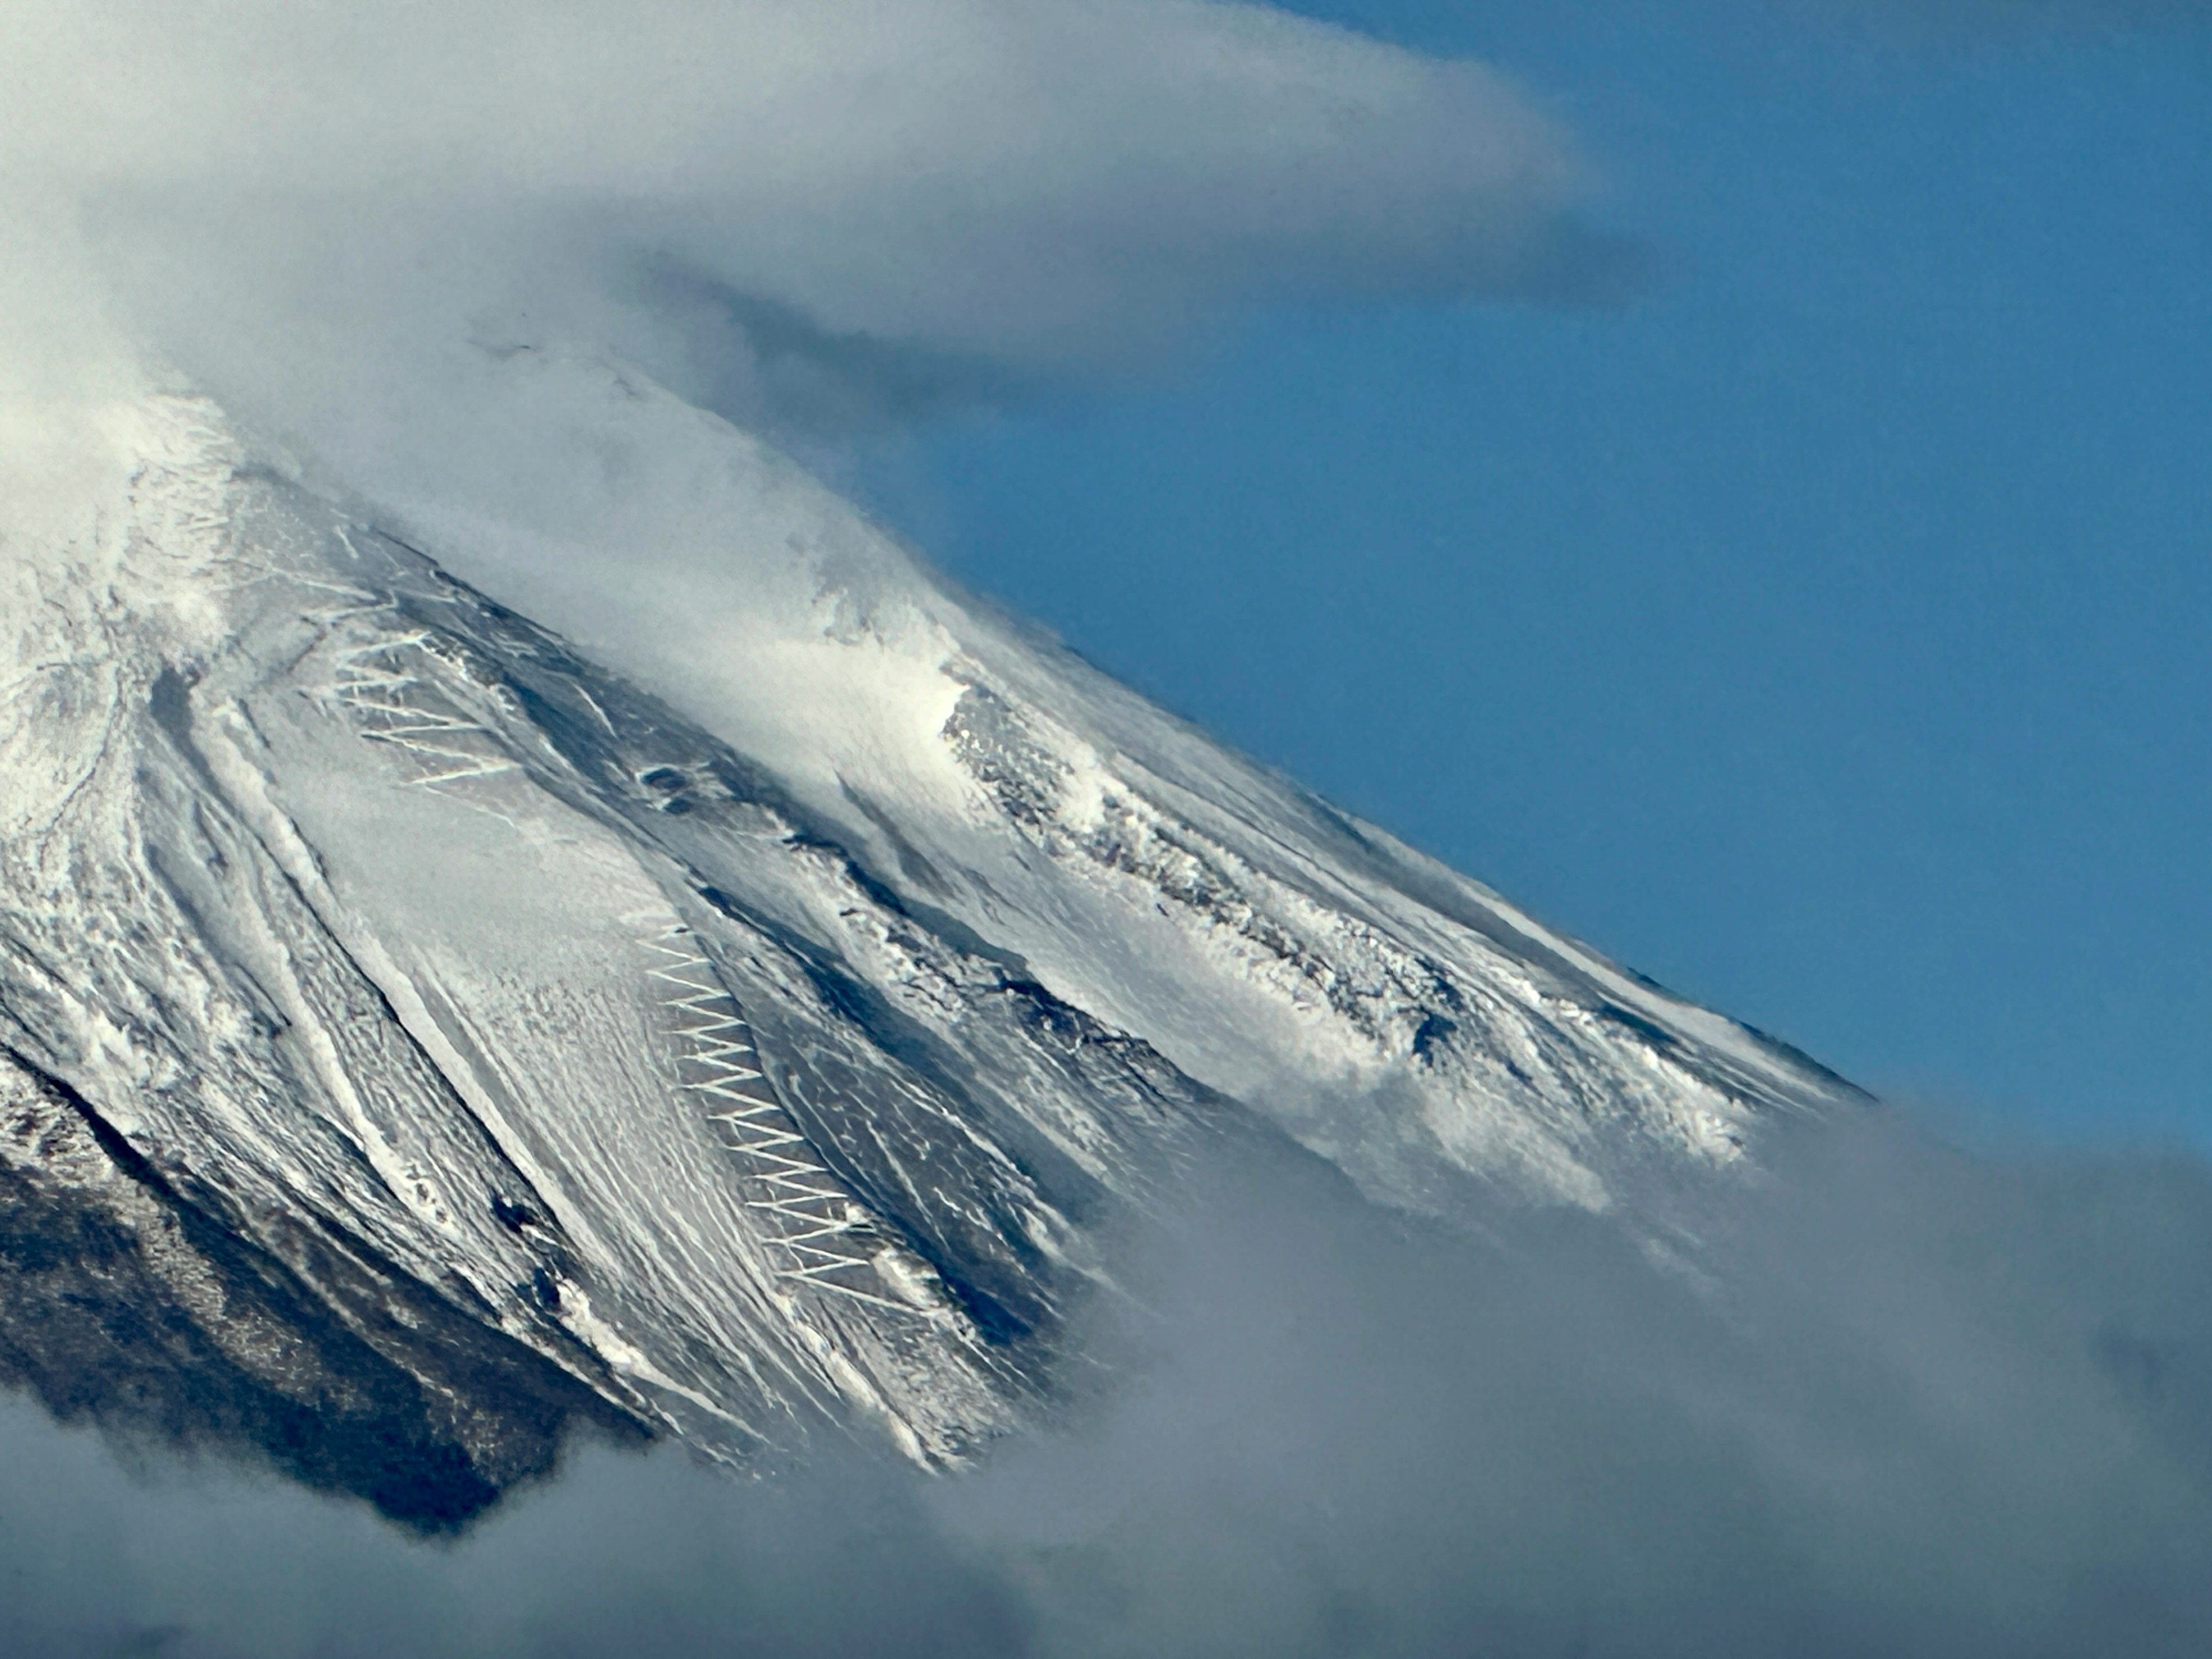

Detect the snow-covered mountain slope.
xmin=0 ymin=380 xmax=1861 ymax=1520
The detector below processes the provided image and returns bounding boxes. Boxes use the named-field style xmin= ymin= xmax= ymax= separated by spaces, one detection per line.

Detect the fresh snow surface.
xmin=0 ymin=372 xmax=1860 ymax=1499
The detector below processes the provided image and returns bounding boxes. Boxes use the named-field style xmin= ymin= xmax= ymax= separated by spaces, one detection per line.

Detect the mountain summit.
xmin=0 ymin=375 xmax=1856 ymax=1527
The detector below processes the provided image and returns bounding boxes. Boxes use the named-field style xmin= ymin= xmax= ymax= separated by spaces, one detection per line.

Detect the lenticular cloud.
xmin=1 ymin=0 xmax=1624 ymax=443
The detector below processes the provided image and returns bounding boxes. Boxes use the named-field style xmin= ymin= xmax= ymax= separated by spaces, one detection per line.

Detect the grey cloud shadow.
xmin=623 ymin=261 xmax=1045 ymax=441
xmin=618 ymin=214 xmax=1656 ymax=447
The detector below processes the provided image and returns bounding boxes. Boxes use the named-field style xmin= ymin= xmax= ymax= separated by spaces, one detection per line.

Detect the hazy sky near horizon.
xmin=855 ymin=0 xmax=2212 ymax=1143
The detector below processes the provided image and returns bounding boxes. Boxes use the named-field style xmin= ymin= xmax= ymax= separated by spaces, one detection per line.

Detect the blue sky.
xmin=860 ymin=0 xmax=2212 ymax=1139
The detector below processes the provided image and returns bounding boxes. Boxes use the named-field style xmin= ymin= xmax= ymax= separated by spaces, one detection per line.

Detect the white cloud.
xmin=0 ymin=0 xmax=1626 ymax=439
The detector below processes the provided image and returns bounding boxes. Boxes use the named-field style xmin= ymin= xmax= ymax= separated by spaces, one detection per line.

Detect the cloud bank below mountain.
xmin=5 ymin=1112 xmax=2211 ymax=1658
